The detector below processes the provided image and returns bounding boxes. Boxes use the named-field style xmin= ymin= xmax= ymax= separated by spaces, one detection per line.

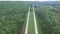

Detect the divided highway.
xmin=25 ymin=6 xmax=38 ymax=34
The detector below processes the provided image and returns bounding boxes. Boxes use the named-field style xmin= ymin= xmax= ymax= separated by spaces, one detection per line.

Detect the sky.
xmin=0 ymin=0 xmax=60 ymax=1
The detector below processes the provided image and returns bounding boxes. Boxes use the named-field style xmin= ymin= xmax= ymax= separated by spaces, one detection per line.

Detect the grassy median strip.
xmin=28 ymin=12 xmax=35 ymax=34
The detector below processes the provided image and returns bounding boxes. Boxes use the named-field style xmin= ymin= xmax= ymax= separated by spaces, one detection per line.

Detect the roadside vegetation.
xmin=35 ymin=4 xmax=60 ymax=34
xmin=0 ymin=1 xmax=28 ymax=34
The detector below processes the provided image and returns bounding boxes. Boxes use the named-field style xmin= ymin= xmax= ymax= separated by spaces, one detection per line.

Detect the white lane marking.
xmin=25 ymin=6 xmax=30 ymax=34
xmin=33 ymin=6 xmax=38 ymax=34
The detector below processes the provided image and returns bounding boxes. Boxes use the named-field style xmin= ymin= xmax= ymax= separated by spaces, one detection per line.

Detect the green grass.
xmin=28 ymin=12 xmax=35 ymax=34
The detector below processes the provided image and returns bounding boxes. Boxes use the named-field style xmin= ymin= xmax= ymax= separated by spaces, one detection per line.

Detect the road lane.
xmin=33 ymin=6 xmax=38 ymax=34
xmin=25 ymin=6 xmax=30 ymax=34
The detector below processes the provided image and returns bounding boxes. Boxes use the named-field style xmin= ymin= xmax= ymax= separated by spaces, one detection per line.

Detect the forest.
xmin=0 ymin=1 xmax=60 ymax=34
xmin=35 ymin=1 xmax=60 ymax=34
xmin=0 ymin=1 xmax=28 ymax=34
